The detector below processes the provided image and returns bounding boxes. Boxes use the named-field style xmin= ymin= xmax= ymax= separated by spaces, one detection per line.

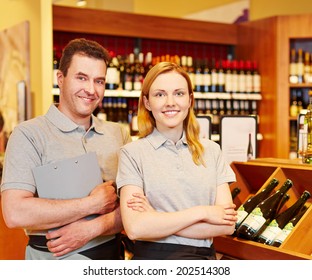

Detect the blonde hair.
xmin=138 ymin=61 xmax=205 ymax=166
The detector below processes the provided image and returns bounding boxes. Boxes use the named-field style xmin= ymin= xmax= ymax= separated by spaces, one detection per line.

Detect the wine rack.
xmin=216 ymin=158 xmax=312 ymax=260
xmin=52 ymin=5 xmax=262 ymax=139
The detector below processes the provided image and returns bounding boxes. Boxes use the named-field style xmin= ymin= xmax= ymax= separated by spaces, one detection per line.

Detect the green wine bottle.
xmin=236 ymin=179 xmax=293 ymax=240
xmin=256 ymin=191 xmax=310 ymax=245
xmin=234 ymin=178 xmax=279 ymax=233
xmin=271 ymin=205 xmax=309 ymax=247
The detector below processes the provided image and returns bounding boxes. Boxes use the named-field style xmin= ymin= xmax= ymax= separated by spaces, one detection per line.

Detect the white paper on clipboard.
xmin=32 ymin=152 xmax=102 ymax=199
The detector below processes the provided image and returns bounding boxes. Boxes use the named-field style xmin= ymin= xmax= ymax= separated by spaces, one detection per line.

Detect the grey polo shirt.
xmin=1 ymin=104 xmax=131 ymax=258
xmin=117 ymin=128 xmax=236 ymax=248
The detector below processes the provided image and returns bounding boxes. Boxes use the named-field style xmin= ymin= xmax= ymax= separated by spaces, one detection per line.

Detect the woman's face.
xmin=143 ymin=71 xmax=191 ymax=134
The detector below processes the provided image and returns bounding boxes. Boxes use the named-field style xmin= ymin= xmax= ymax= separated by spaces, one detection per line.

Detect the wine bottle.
xmin=53 ymin=48 xmax=59 ymax=88
xmin=194 ymin=59 xmax=203 ymax=93
xmin=217 ymin=59 xmax=225 ymax=93
xmin=252 ymin=61 xmax=261 ymax=94
xmin=133 ymin=52 xmax=144 ymax=91
xmin=289 ymin=89 xmax=298 ymax=117
xmin=202 ymin=59 xmax=211 ymax=93
xmin=234 ymin=178 xmax=279 ymax=232
xmin=245 ymin=60 xmax=253 ymax=94
xmin=253 ymin=193 xmax=289 ymax=241
xmin=236 ymin=179 xmax=293 ymax=240
xmin=224 ymin=59 xmax=232 ymax=94
xmin=231 ymin=187 xmax=241 ymax=200
xmin=289 ymin=48 xmax=298 ymax=84
xmin=256 ymin=190 xmax=311 ymax=245
xmin=187 ymin=56 xmax=195 ymax=90
xmin=238 ymin=60 xmax=246 ymax=94
xmin=271 ymin=205 xmax=309 ymax=247
xmin=231 ymin=60 xmax=239 ymax=94
xmin=124 ymin=53 xmax=135 ymax=91
xmin=297 ymin=48 xmax=304 ymax=84
xmin=276 ymin=193 xmax=290 ymax=215
xmin=106 ymin=56 xmax=120 ymax=90
xmin=210 ymin=58 xmax=218 ymax=93
xmin=247 ymin=133 xmax=254 ymax=161
xmin=304 ymin=51 xmax=311 ymax=83
xmin=303 ymin=90 xmax=312 ymax=163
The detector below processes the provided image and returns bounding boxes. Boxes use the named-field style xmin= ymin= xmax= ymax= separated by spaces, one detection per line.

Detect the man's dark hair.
xmin=59 ymin=38 xmax=111 ymax=76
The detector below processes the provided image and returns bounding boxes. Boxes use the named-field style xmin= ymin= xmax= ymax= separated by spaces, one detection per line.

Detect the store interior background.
xmin=1 ymin=0 xmax=312 ymax=118
xmin=1 ymin=0 xmax=312 ymax=261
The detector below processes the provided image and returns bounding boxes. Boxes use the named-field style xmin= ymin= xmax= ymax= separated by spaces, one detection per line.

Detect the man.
xmin=0 ymin=38 xmax=131 ymax=259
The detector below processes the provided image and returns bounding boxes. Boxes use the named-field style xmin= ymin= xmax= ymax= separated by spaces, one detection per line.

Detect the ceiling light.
xmin=77 ymin=0 xmax=87 ymax=7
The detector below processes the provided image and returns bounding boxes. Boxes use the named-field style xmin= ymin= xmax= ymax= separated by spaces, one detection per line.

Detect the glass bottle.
xmin=303 ymin=90 xmax=312 ymax=163
xmin=271 ymin=205 xmax=309 ymax=247
xmin=247 ymin=133 xmax=254 ymax=161
xmin=231 ymin=187 xmax=241 ymax=200
xmin=256 ymin=190 xmax=311 ymax=245
xmin=236 ymin=179 xmax=293 ymax=240
xmin=53 ymin=48 xmax=59 ymax=89
xmin=234 ymin=178 xmax=279 ymax=233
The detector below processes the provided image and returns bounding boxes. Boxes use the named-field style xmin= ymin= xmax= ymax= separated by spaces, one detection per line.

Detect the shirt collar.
xmin=45 ymin=104 xmax=104 ymax=134
xmin=146 ymin=128 xmax=187 ymax=149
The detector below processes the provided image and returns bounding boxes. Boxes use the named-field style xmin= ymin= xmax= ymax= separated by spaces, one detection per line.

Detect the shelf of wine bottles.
xmin=216 ymin=159 xmax=312 ymax=260
xmin=288 ymin=40 xmax=312 ymax=158
xmin=52 ymin=88 xmax=260 ymax=137
xmin=53 ymin=32 xmax=262 ymax=137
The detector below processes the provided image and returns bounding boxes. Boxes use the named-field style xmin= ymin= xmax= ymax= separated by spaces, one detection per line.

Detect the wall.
xmin=250 ymin=0 xmax=312 ymax=20
xmin=0 ymin=0 xmax=53 ymax=118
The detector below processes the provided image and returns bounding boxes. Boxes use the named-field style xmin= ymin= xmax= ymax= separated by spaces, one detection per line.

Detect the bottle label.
xmin=253 ymin=75 xmax=261 ymax=92
xmin=133 ymin=81 xmax=142 ymax=91
xmin=297 ymin=62 xmax=304 ymax=75
xmin=106 ymin=67 xmax=120 ymax=84
xmin=289 ymin=63 xmax=297 ymax=76
xmin=236 ymin=207 xmax=248 ymax=226
xmin=258 ymin=219 xmax=282 ymax=244
xmin=225 ymin=73 xmax=232 ymax=92
xmin=241 ymin=207 xmax=266 ymax=233
xmin=273 ymin=224 xmax=293 ymax=245
xmin=124 ymin=81 xmax=133 ymax=91
xmin=232 ymin=74 xmax=239 ymax=92
xmin=195 ymin=73 xmax=203 ymax=86
xmin=218 ymin=72 xmax=225 ymax=86
xmin=211 ymin=72 xmax=218 ymax=85
xmin=245 ymin=74 xmax=252 ymax=93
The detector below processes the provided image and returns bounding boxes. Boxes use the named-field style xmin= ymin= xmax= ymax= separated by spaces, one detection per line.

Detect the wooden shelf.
xmin=289 ymin=83 xmax=312 ymax=88
xmin=237 ymin=15 xmax=312 ymax=159
xmin=53 ymin=6 xmax=238 ymax=45
xmin=221 ymin=158 xmax=312 ymax=260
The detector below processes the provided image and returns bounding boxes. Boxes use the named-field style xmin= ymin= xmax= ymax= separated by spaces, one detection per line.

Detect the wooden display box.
xmin=214 ymin=158 xmax=312 ymax=260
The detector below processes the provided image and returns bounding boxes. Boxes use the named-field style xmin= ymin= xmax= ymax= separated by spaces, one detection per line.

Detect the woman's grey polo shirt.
xmin=117 ymin=128 xmax=236 ymax=248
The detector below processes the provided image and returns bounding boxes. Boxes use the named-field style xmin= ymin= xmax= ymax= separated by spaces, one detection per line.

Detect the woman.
xmin=117 ymin=61 xmax=237 ymax=260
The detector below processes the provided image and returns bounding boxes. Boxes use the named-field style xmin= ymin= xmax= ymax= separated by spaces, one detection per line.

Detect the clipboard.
xmin=32 ymin=152 xmax=102 ymax=199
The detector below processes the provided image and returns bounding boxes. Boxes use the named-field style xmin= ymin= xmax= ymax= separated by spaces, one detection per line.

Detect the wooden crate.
xmin=218 ymin=158 xmax=312 ymax=260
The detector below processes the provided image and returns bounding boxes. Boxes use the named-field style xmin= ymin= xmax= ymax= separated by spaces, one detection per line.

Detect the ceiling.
xmin=52 ymin=0 xmax=249 ymax=24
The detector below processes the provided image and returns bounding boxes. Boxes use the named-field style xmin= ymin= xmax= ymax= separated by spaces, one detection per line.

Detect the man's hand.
xmin=89 ymin=180 xmax=118 ymax=215
xmin=46 ymin=218 xmax=91 ymax=257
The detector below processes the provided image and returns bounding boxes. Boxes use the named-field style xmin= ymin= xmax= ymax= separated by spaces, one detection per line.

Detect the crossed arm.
xmin=119 ymin=183 xmax=237 ymax=241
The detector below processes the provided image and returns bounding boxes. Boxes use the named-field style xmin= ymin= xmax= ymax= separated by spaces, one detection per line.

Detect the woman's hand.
xmin=203 ymin=203 xmax=237 ymax=226
xmin=127 ymin=193 xmax=156 ymax=212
